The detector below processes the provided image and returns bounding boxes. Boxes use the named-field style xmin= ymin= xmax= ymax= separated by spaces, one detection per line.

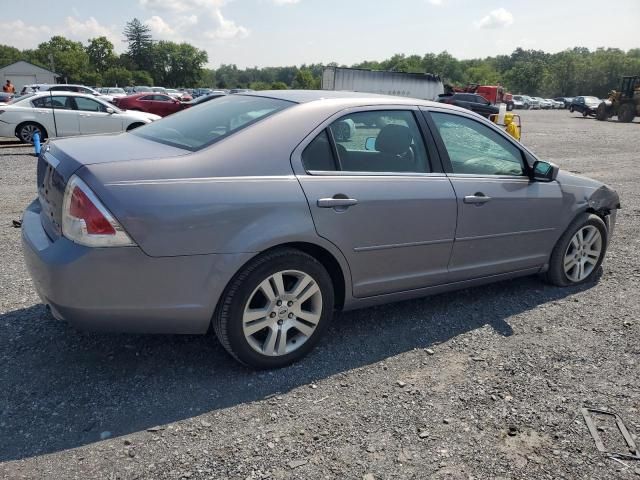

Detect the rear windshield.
xmin=132 ymin=95 xmax=294 ymax=151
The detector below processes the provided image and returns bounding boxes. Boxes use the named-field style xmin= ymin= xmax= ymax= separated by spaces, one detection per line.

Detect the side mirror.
xmin=532 ymin=160 xmax=559 ymax=182
xmin=106 ymin=107 xmax=115 ymax=114
xmin=364 ymin=137 xmax=376 ymax=151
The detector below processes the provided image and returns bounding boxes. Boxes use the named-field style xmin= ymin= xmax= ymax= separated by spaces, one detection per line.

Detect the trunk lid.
xmin=36 ymin=133 xmax=189 ymax=241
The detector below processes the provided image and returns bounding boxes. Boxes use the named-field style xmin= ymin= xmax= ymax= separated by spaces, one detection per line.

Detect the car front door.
xmin=31 ymin=95 xmax=80 ymax=137
xmin=73 ymin=96 xmax=123 ymax=134
xmin=293 ymin=108 xmax=458 ymax=298
xmin=424 ymin=108 xmax=564 ymax=281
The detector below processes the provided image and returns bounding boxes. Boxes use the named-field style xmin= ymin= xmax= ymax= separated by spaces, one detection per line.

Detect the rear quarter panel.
xmin=81 ymin=99 xmax=365 ymax=258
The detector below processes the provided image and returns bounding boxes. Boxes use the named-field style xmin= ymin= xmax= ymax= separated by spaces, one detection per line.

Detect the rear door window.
xmin=32 ymin=95 xmax=75 ymax=110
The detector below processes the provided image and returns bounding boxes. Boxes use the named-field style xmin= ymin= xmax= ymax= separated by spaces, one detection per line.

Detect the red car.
xmin=114 ymin=93 xmax=187 ymax=117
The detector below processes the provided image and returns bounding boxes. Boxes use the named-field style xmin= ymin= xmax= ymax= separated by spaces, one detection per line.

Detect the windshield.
xmin=585 ymin=96 xmax=599 ymax=103
xmin=108 ymin=88 xmax=125 ymax=94
xmin=132 ymin=95 xmax=294 ymax=151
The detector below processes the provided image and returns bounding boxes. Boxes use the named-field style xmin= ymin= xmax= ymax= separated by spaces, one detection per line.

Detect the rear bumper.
xmin=21 ymin=199 xmax=252 ymax=334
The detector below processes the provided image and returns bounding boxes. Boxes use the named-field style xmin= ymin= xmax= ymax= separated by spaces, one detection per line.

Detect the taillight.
xmin=61 ymin=175 xmax=135 ymax=247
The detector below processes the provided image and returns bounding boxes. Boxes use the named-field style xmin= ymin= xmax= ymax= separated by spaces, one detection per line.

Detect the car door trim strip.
xmin=354 ymin=238 xmax=453 ymax=252
xmin=456 ymin=227 xmax=556 ymax=242
xmin=105 ymin=176 xmax=297 ymax=186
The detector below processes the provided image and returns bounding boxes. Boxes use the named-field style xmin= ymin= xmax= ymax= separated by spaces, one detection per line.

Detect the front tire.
xmin=595 ymin=103 xmax=609 ymax=121
xmin=544 ymin=213 xmax=607 ymax=287
xmin=213 ymin=249 xmax=335 ymax=368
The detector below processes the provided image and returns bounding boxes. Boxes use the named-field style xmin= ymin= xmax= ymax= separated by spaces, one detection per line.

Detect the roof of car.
xmin=26 ymin=90 xmax=97 ymax=97
xmin=237 ymin=89 xmax=438 ymax=105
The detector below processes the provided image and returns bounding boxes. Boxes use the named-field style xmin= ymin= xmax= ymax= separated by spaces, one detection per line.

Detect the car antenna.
xmin=49 ymin=89 xmax=59 ymax=138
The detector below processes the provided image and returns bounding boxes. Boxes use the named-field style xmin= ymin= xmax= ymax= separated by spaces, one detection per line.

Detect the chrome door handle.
xmin=317 ymin=197 xmax=358 ymax=208
xmin=463 ymin=193 xmax=491 ymax=205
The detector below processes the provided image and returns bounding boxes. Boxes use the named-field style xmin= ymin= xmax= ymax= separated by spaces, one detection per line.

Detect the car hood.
xmin=122 ymin=110 xmax=161 ymax=122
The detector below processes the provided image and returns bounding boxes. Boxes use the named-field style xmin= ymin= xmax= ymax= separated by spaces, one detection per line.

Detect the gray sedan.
xmin=22 ymin=91 xmax=620 ymax=368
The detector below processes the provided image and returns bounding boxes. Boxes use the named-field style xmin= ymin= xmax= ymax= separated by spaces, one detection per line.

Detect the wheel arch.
xmin=217 ymin=241 xmax=350 ymax=316
xmin=15 ymin=121 xmax=48 ymax=140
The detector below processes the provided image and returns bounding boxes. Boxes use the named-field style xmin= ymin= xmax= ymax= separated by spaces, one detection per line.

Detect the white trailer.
xmin=322 ymin=66 xmax=444 ymax=101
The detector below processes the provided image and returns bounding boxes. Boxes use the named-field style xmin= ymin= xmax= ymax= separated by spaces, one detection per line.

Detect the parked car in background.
xmin=128 ymin=86 xmax=153 ymax=94
xmin=100 ymin=87 xmax=127 ymax=99
xmin=166 ymin=89 xmax=193 ymax=101
xmin=570 ymin=96 xmax=601 ymax=116
xmin=553 ymin=97 xmax=569 ymax=109
xmin=547 ymin=99 xmax=561 ymax=109
xmin=151 ymin=87 xmax=168 ymax=95
xmin=534 ymin=97 xmax=552 ymax=109
xmin=20 ymin=84 xmax=113 ymax=103
xmin=438 ymin=93 xmax=500 ymax=118
xmin=0 ymin=91 xmax=159 ymax=143
xmin=0 ymin=92 xmax=14 ymax=104
xmin=512 ymin=95 xmax=526 ymax=109
xmin=229 ymin=88 xmax=254 ymax=94
xmin=113 ymin=93 xmax=187 ymax=117
xmin=21 ymin=90 xmax=620 ymax=368
xmin=525 ymin=96 xmax=540 ymax=109
xmin=184 ymin=91 xmax=227 ymax=107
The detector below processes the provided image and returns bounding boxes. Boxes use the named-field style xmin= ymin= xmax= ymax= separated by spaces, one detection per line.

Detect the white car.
xmin=100 ymin=87 xmax=128 ymax=99
xmin=0 ymin=91 xmax=160 ymax=143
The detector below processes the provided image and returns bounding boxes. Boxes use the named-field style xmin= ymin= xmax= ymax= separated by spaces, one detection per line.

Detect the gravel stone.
xmin=0 ymin=111 xmax=639 ymax=479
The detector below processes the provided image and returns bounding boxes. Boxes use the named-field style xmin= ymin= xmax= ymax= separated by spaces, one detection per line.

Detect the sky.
xmin=0 ymin=0 xmax=638 ymax=68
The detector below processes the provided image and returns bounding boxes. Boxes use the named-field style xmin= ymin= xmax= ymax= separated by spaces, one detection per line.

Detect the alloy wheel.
xmin=20 ymin=124 xmax=40 ymax=143
xmin=242 ymin=270 xmax=322 ymax=356
xmin=563 ymin=225 xmax=603 ymax=282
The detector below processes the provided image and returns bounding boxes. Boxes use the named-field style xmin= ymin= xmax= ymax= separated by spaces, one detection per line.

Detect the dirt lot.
xmin=0 ymin=110 xmax=639 ymax=479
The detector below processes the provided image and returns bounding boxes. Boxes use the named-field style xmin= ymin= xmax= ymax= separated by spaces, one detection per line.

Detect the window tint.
xmin=139 ymin=95 xmax=154 ymax=101
xmin=302 ymin=130 xmax=336 ymax=171
xmin=154 ymin=95 xmax=171 ymax=101
xmin=132 ymin=95 xmax=292 ymax=151
xmin=74 ymin=97 xmax=105 ymax=112
xmin=327 ymin=110 xmax=430 ymax=173
xmin=431 ymin=112 xmax=525 ymax=176
xmin=31 ymin=95 xmax=74 ymax=110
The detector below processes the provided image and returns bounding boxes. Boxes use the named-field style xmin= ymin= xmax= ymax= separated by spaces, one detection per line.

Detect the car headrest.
xmin=375 ymin=124 xmax=412 ymax=155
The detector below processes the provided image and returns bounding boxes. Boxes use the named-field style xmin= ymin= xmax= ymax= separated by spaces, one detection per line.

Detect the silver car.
xmin=22 ymin=91 xmax=620 ymax=368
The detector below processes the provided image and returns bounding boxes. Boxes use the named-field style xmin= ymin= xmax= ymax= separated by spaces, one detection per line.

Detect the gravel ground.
xmin=1 ymin=111 xmax=639 ymax=479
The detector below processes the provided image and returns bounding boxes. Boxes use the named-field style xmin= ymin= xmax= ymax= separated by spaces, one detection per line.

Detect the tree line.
xmin=0 ymin=17 xmax=638 ymax=96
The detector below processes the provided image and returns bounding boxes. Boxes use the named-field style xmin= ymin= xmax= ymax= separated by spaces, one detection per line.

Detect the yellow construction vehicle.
xmin=596 ymin=76 xmax=640 ymax=123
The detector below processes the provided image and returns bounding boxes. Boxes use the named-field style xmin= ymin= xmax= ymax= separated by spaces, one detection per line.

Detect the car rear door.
xmin=423 ymin=107 xmax=564 ymax=281
xmin=32 ymin=95 xmax=80 ymax=137
xmin=292 ymin=107 xmax=458 ymax=298
xmin=73 ymin=96 xmax=123 ymax=134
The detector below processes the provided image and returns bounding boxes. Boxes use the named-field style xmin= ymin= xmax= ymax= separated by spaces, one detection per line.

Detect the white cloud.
xmin=271 ymin=0 xmax=301 ymax=5
xmin=139 ymin=0 xmax=249 ymax=42
xmin=427 ymin=0 xmax=444 ymax=5
xmin=0 ymin=17 xmax=122 ymax=51
xmin=475 ymin=8 xmax=514 ymax=29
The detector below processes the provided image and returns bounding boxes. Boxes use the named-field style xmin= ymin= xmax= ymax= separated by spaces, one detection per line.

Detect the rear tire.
xmin=213 ymin=249 xmax=335 ymax=369
xmin=569 ymin=106 xmax=574 ymax=113
xmin=16 ymin=122 xmax=47 ymax=144
xmin=618 ymin=103 xmax=635 ymax=123
xmin=544 ymin=213 xmax=607 ymax=287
